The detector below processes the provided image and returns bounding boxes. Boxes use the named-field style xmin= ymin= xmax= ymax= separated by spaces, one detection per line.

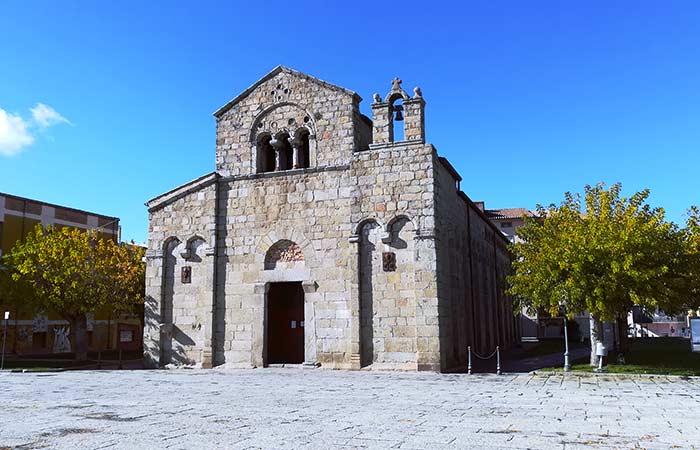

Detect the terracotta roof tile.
xmin=485 ymin=208 xmax=535 ymax=220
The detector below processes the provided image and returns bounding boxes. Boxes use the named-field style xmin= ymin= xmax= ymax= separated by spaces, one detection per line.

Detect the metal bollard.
xmin=118 ymin=348 xmax=123 ymax=370
xmin=496 ymin=346 xmax=501 ymax=375
xmin=467 ymin=346 xmax=472 ymax=375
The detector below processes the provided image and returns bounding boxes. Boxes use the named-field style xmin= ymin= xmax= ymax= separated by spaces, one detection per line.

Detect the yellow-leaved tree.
xmin=509 ymin=183 xmax=697 ymax=366
xmin=7 ymin=225 xmax=144 ymax=361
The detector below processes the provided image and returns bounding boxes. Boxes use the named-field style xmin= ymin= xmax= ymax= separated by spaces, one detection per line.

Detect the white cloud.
xmin=0 ymin=108 xmax=35 ymax=156
xmin=30 ymin=103 xmax=72 ymax=128
xmin=0 ymin=103 xmax=71 ymax=156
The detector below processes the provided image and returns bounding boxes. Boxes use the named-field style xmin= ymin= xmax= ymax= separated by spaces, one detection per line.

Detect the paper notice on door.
xmin=291 ymin=320 xmax=297 ymax=329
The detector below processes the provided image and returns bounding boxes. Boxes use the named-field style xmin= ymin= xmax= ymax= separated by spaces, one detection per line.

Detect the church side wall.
xmin=433 ymin=161 xmax=519 ymax=371
xmin=144 ymin=183 xmax=217 ymax=368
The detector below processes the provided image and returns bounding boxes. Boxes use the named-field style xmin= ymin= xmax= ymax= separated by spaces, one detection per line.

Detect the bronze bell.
xmin=393 ymin=105 xmax=404 ymax=121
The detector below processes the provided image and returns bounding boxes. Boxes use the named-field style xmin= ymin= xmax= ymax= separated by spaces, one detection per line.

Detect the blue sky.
xmin=1 ymin=1 xmax=699 ymax=243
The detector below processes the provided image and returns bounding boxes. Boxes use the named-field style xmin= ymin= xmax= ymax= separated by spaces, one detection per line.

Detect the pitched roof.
xmin=145 ymin=172 xmax=219 ymax=212
xmin=485 ymin=207 xmax=536 ymax=220
xmin=213 ymin=66 xmax=361 ymax=118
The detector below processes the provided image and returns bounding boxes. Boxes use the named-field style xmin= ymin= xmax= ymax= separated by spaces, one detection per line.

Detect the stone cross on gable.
xmin=391 ymin=77 xmax=403 ymax=90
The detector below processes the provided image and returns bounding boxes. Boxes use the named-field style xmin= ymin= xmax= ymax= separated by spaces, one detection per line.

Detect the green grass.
xmin=517 ymin=338 xmax=587 ymax=358
xmin=541 ymin=337 xmax=700 ymax=376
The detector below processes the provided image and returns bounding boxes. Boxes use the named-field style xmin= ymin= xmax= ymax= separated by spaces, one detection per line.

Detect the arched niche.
xmin=160 ymin=237 xmax=181 ymax=366
xmin=180 ymin=236 xmax=207 ymax=262
xmin=264 ymin=239 xmax=305 ymax=270
xmin=357 ymin=219 xmax=382 ymax=367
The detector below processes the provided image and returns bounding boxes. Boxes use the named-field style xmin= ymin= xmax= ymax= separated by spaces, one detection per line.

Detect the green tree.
xmin=7 ymin=225 xmax=145 ymax=360
xmin=0 ymin=261 xmax=33 ymax=309
xmin=0 ymin=260 xmax=40 ymax=350
xmin=684 ymin=206 xmax=700 ymax=312
xmin=509 ymin=183 xmax=692 ymax=366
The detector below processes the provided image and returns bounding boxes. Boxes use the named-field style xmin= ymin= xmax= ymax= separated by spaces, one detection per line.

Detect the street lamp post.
xmin=563 ymin=314 xmax=571 ymax=372
xmin=560 ymin=301 xmax=571 ymax=372
xmin=1 ymin=311 xmax=8 ymax=371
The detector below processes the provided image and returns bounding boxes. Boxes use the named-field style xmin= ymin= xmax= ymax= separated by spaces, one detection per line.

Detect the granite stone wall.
xmin=214 ymin=68 xmax=370 ymax=177
xmin=144 ymin=176 xmax=218 ymax=368
xmin=144 ymin=67 xmax=518 ymax=372
xmin=433 ymin=160 xmax=519 ymax=370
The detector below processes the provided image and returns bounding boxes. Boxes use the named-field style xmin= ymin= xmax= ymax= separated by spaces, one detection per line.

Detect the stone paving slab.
xmin=0 ymin=369 xmax=699 ymax=449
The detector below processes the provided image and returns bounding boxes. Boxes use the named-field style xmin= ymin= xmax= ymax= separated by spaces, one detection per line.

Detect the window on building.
xmin=119 ymin=330 xmax=134 ymax=343
xmin=297 ymin=129 xmax=310 ymax=169
xmin=500 ymin=221 xmax=512 ymax=228
xmin=257 ymin=134 xmax=275 ymax=173
xmin=276 ymin=133 xmax=293 ymax=171
xmin=258 ymin=130 xmax=311 ymax=173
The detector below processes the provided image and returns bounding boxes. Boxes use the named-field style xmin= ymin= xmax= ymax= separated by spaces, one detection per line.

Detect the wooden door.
xmin=267 ymin=282 xmax=304 ymax=364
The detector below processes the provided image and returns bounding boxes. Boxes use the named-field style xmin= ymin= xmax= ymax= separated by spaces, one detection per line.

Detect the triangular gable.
xmin=145 ymin=172 xmax=219 ymax=212
xmin=212 ymin=65 xmax=361 ymax=118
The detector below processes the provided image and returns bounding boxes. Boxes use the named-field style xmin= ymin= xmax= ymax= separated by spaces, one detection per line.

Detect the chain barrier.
xmin=467 ymin=345 xmax=501 ymax=375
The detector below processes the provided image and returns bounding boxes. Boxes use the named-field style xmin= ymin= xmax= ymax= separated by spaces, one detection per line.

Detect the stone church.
xmin=144 ymin=66 xmax=519 ymax=372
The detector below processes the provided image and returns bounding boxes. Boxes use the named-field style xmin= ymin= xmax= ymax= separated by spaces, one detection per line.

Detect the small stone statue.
xmin=373 ymin=93 xmax=382 ymax=103
xmin=413 ymin=86 xmax=423 ymax=98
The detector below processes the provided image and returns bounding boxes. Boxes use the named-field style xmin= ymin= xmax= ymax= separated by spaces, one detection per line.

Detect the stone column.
xmin=413 ymin=230 xmax=442 ymax=372
xmin=270 ymin=137 xmax=283 ymax=171
xmin=371 ymin=100 xmax=393 ymax=145
xmin=288 ymin=136 xmax=302 ymax=169
xmin=143 ymin=249 xmax=164 ymax=368
xmin=201 ymin=245 xmax=216 ymax=369
xmin=403 ymin=95 xmax=425 ymax=143
xmin=302 ymin=281 xmax=320 ymax=366
xmin=252 ymin=283 xmax=268 ymax=368
xmin=347 ymin=234 xmax=362 ymax=369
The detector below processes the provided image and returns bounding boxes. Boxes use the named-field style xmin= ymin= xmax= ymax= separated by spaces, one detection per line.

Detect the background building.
xmin=483 ymin=206 xmax=535 ymax=243
xmin=0 ymin=192 xmax=141 ymax=355
xmin=629 ymin=306 xmax=692 ymax=338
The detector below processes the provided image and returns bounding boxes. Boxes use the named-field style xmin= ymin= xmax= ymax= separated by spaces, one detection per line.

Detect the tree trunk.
xmin=617 ymin=315 xmax=630 ymax=353
xmin=589 ymin=315 xmax=604 ymax=366
xmin=70 ymin=314 xmax=89 ymax=361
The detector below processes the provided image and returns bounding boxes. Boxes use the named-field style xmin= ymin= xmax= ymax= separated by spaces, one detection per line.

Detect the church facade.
xmin=144 ymin=66 xmax=519 ymax=372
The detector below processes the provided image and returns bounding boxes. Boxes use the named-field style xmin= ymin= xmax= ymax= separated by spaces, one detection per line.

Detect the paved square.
xmin=1 ymin=369 xmax=699 ymax=449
